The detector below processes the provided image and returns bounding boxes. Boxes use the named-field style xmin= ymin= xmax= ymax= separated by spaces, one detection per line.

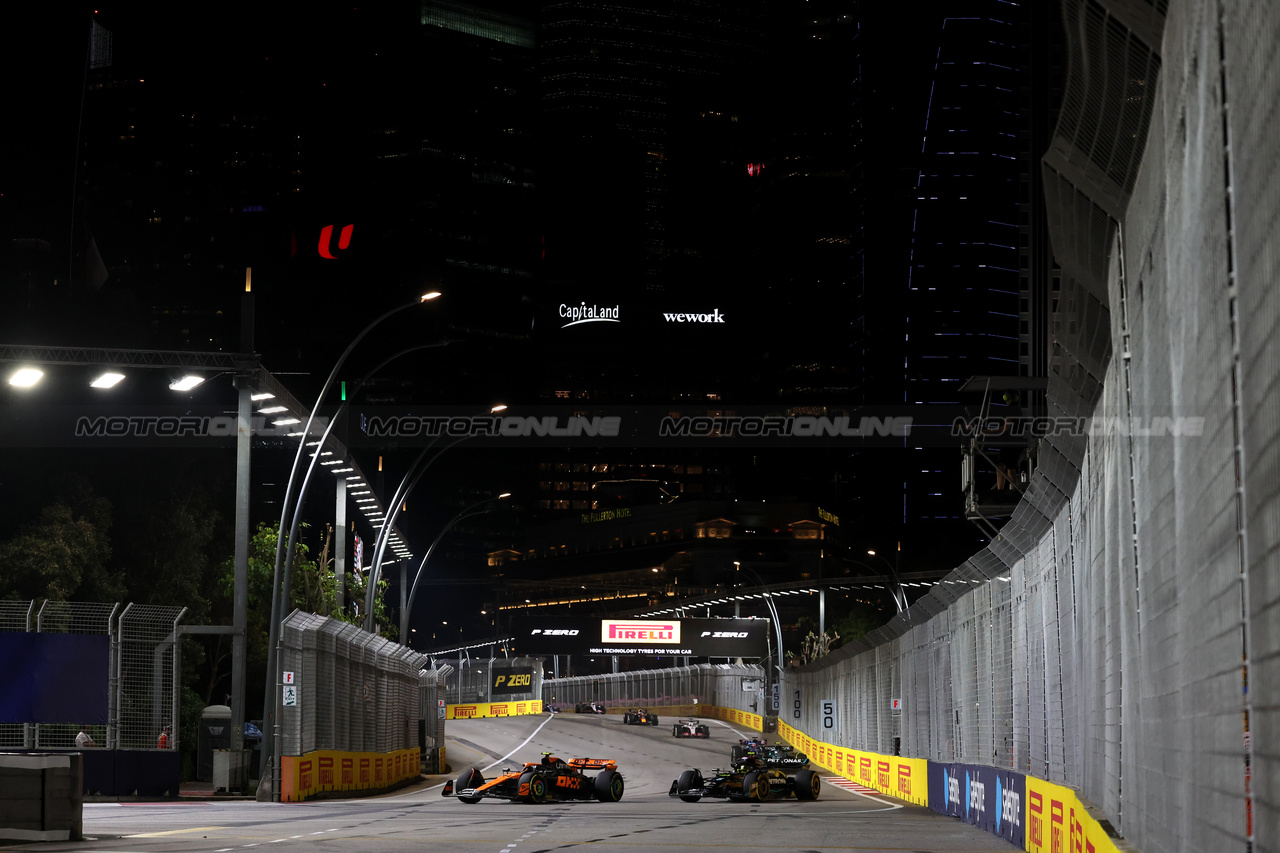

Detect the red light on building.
xmin=746 ymin=162 xmax=765 ymax=177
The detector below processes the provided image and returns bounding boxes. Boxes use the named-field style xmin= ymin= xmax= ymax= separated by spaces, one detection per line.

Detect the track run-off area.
xmin=3 ymin=713 xmax=1015 ymax=853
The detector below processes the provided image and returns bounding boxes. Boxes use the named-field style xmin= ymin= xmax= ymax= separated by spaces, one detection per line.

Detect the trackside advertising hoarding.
xmin=511 ymin=616 xmax=767 ymax=658
xmin=927 ymin=762 xmax=1025 ymax=848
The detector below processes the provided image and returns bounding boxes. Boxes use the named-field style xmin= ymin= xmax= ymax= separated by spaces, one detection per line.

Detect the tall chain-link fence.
xmin=784 ymin=4 xmax=1280 ymax=852
xmin=434 ymin=656 xmax=544 ymax=705
xmin=0 ymin=600 xmax=181 ymax=752
xmin=277 ymin=611 xmax=428 ymax=757
xmin=543 ymin=663 xmax=765 ymax=716
xmin=0 ymin=600 xmax=36 ymax=750
xmin=115 ymin=605 xmax=186 ymax=750
xmin=36 ymin=601 xmax=121 ymax=750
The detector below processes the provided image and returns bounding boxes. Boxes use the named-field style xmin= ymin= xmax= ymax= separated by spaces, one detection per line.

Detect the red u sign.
xmin=318 ymin=224 xmax=354 ymax=259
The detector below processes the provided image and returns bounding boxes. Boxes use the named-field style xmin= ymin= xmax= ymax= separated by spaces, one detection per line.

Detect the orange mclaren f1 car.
xmin=442 ymin=753 xmax=625 ymax=804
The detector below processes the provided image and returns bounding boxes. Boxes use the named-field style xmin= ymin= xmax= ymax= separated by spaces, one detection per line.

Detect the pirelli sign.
xmin=603 ymin=620 xmax=680 ymax=645
xmin=512 ymin=616 xmax=766 ymax=658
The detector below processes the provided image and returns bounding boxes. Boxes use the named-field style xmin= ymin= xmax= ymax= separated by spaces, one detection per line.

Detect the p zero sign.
xmin=492 ymin=667 xmax=534 ymax=694
xmin=513 ymin=617 xmax=766 ymax=658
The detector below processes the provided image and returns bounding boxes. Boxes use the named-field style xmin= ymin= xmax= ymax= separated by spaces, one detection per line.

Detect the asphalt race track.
xmin=1 ymin=713 xmax=1017 ymax=852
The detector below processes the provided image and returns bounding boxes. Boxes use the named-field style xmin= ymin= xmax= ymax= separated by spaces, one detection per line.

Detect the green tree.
xmin=209 ymin=522 xmax=396 ymax=709
xmin=0 ymin=484 xmax=122 ymax=602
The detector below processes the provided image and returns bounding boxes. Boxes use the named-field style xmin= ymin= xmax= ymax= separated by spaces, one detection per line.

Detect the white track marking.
xmin=387 ymin=713 xmax=559 ymax=798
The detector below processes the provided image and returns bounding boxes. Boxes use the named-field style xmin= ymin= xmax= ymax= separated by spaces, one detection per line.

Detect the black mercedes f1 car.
xmin=669 ymin=756 xmax=821 ymax=803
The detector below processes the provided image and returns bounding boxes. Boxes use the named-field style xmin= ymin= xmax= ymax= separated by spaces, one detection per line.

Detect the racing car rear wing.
xmin=568 ymin=758 xmax=618 ymax=771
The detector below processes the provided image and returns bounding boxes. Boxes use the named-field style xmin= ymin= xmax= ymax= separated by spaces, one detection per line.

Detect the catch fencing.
xmin=276 ymin=611 xmax=428 ymax=758
xmin=433 ymin=655 xmax=545 ymax=706
xmin=790 ymin=2 xmax=1276 ymax=852
xmin=0 ymin=600 xmax=182 ymax=752
xmin=543 ymin=663 xmax=765 ymax=716
xmin=533 ymin=5 xmax=1280 ymax=852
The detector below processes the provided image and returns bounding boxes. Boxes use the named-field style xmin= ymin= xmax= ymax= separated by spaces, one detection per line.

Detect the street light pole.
xmin=867 ymin=546 xmax=910 ymax=619
xmin=401 ymin=493 xmax=511 ymax=640
xmin=364 ymin=408 xmax=506 ymax=631
xmin=730 ymin=562 xmax=785 ymax=676
xmin=261 ymin=292 xmax=440 ymax=802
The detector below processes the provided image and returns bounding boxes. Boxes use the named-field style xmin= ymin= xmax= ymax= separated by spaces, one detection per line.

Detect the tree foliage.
xmin=0 ymin=482 xmax=121 ymax=602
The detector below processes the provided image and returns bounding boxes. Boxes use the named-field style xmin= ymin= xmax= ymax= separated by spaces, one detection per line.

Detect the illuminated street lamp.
xmin=400 ymin=493 xmax=512 ymax=640
xmin=364 ymin=404 xmax=507 ymax=631
xmin=866 ymin=547 xmax=910 ymax=617
xmin=261 ymin=291 xmax=442 ymax=801
xmin=8 ymin=367 xmax=43 ymax=387
xmin=169 ymin=374 xmax=206 ymax=391
xmin=90 ymin=372 xmax=125 ymax=388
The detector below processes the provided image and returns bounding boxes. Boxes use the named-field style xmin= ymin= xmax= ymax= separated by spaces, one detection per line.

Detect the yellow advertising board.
xmin=776 ymin=719 xmax=1122 ymax=850
xmin=1025 ymin=776 xmax=1123 ymax=853
xmin=775 ymin=720 xmax=928 ymax=807
xmin=706 ymin=705 xmax=764 ymax=732
xmin=280 ymin=747 xmax=420 ymax=802
xmin=446 ymin=699 xmax=544 ymax=720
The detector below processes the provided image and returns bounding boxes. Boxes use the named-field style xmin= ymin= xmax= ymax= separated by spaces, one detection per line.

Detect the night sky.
xmin=2 ymin=2 xmax=1016 ymax=660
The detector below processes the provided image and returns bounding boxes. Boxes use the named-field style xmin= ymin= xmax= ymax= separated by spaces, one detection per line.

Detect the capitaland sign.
xmin=560 ymin=302 xmax=620 ymax=328
xmin=601 ymin=620 xmax=681 ymax=644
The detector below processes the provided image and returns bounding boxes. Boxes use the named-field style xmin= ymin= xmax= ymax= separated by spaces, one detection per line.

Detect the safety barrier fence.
xmin=0 ymin=600 xmax=184 ymax=797
xmin=433 ymin=656 xmax=545 ymax=706
xmin=774 ymin=719 xmax=1123 ymax=853
xmin=276 ymin=611 xmax=436 ymax=801
xmin=753 ymin=2 xmax=1280 ymax=851
xmin=542 ymin=664 xmax=767 ymax=717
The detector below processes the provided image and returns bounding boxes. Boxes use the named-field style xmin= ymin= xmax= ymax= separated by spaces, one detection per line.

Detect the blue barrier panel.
xmin=0 ymin=633 xmax=109 ymax=724
xmin=929 ymin=761 xmax=1025 ymax=849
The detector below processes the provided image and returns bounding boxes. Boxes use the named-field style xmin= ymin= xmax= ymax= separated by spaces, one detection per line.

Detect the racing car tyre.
xmin=622 ymin=713 xmax=632 ymax=724
xmin=519 ymin=771 xmax=549 ymax=804
xmin=794 ymin=769 xmax=821 ymax=800
xmin=594 ymin=769 xmax=625 ymax=802
xmin=697 ymin=725 xmax=709 ymax=737
xmin=672 ymin=725 xmax=680 ymax=737
xmin=650 ymin=715 xmax=659 ymax=726
xmin=677 ymin=769 xmax=701 ymax=803
xmin=455 ymin=768 xmax=484 ymax=804
xmin=743 ymin=771 xmax=769 ymax=802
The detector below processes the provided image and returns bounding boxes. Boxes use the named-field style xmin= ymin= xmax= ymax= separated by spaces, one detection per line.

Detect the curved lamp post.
xmin=363 ymin=406 xmax=507 ymax=632
xmin=278 ymin=340 xmax=449 ymax=623
xmin=261 ymin=291 xmax=440 ymax=801
xmin=866 ymin=548 xmax=911 ymax=619
xmin=730 ymin=561 xmax=786 ymax=677
xmin=399 ymin=492 xmax=511 ymax=640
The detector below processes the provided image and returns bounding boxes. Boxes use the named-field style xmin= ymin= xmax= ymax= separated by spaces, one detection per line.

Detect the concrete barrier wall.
xmin=0 ymin=753 xmax=82 ymax=842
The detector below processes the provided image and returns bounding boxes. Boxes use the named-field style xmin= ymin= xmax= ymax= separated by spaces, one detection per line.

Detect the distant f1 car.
xmin=672 ymin=719 xmax=710 ymax=738
xmin=622 ymin=708 xmax=660 ymax=725
xmin=730 ymin=737 xmax=809 ymax=768
xmin=575 ymin=702 xmax=607 ymax=714
xmin=443 ymin=753 xmax=625 ymax=804
xmin=669 ymin=756 xmax=821 ymax=803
